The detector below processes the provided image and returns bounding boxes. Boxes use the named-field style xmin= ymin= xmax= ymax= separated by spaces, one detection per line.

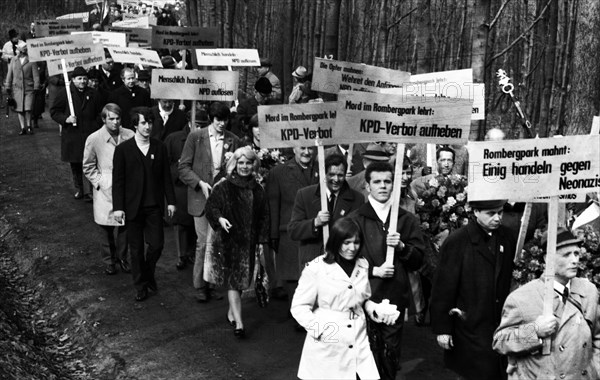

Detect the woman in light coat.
xmin=4 ymin=41 xmax=39 ymax=135
xmin=83 ymin=103 xmax=135 ymax=274
xmin=291 ymin=218 xmax=397 ymax=380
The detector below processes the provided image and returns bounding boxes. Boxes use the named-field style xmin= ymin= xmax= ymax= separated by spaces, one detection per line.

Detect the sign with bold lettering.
xmin=34 ymin=19 xmax=84 ymax=37
xmin=195 ymin=49 xmax=260 ymax=66
xmin=46 ymin=43 xmax=105 ymax=76
xmin=71 ymin=31 xmax=127 ymax=48
xmin=311 ymin=58 xmax=410 ymax=94
xmin=467 ymin=135 xmax=600 ymax=201
xmin=108 ymin=26 xmax=152 ymax=47
xmin=334 ymin=90 xmax=472 ymax=145
xmin=151 ymin=69 xmax=238 ymax=101
xmin=258 ymin=103 xmax=338 ymax=148
xmin=152 ymin=26 xmax=219 ymax=49
xmin=107 ymin=47 xmax=162 ymax=67
xmin=28 ymin=34 xmax=94 ymax=62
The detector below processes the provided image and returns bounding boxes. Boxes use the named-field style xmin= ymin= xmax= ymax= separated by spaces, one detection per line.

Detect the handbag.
xmin=254 ymin=244 xmax=270 ymax=308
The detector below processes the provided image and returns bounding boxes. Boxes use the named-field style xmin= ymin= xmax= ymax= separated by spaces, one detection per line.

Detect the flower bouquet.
xmin=254 ymin=148 xmax=286 ymax=186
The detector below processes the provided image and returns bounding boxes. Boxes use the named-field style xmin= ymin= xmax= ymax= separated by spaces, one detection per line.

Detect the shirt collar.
xmin=554 ymin=280 xmax=571 ymax=295
xmin=208 ymin=125 xmax=223 ymax=140
xmin=158 ymin=103 xmax=173 ymax=116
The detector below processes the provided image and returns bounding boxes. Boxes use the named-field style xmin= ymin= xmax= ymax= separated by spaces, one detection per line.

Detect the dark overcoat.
xmin=107 ymin=85 xmax=152 ymax=130
xmin=51 ymin=83 xmax=103 ymax=163
xmin=164 ymin=125 xmax=193 ymax=226
xmin=266 ymin=159 xmax=319 ymax=280
xmin=430 ymin=222 xmax=516 ymax=380
xmin=150 ymin=105 xmax=187 ymax=141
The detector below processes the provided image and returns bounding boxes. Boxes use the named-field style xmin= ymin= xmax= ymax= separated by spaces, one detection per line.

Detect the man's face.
xmin=326 ymin=164 xmax=346 ymax=193
xmin=401 ymin=167 xmax=413 ymax=188
xmin=210 ymin=117 xmax=226 ymax=134
xmin=366 ymin=171 xmax=393 ymax=203
xmin=104 ymin=111 xmax=121 ymax=132
xmin=382 ymin=142 xmax=397 ymax=155
xmin=11 ymin=37 xmax=18 ymax=44
xmin=123 ymin=71 xmax=136 ymax=89
xmin=437 ymin=151 xmax=454 ymax=175
xmin=293 ymin=147 xmax=313 ymax=166
xmin=72 ymin=75 xmax=88 ymax=91
xmin=137 ymin=80 xmax=149 ymax=90
xmin=257 ymin=66 xmax=269 ymax=76
xmin=88 ymin=78 xmax=99 ymax=89
xmin=555 ymin=244 xmax=580 ymax=284
xmin=159 ymin=99 xmax=174 ymax=112
xmin=102 ymin=59 xmax=114 ymax=72
xmin=135 ymin=114 xmax=152 ymax=138
xmin=474 ymin=206 xmax=503 ymax=231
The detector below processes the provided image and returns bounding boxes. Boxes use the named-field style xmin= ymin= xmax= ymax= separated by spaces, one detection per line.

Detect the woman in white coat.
xmin=291 ymin=218 xmax=397 ymax=380
xmin=83 ymin=103 xmax=135 ymax=275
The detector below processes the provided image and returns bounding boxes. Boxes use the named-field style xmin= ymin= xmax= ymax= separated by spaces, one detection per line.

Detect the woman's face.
xmin=236 ymin=155 xmax=254 ymax=177
xmin=339 ymin=235 xmax=360 ymax=260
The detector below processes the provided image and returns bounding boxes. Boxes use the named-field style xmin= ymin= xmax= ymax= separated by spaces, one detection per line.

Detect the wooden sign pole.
xmin=385 ymin=144 xmax=406 ymax=265
xmin=316 ymin=142 xmax=329 ymax=245
xmin=61 ymin=59 xmax=76 ymax=126
xmin=514 ymin=202 xmax=532 ymax=263
xmin=541 ymin=195 xmax=559 ymax=355
xmin=190 ymin=100 xmax=196 ymax=127
xmin=179 ymin=50 xmax=186 ymax=108
xmin=346 ymin=144 xmax=354 ymax=176
xmin=427 ymin=143 xmax=437 ymax=174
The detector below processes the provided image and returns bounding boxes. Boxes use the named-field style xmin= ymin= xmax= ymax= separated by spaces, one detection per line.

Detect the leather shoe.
xmin=74 ymin=191 xmax=83 ymax=200
xmin=135 ymin=288 xmax=148 ymax=302
xmin=118 ymin=259 xmax=131 ymax=273
xmin=208 ymin=288 xmax=223 ymax=300
xmin=19 ymin=129 xmax=27 ymax=135
xmin=233 ymin=328 xmax=245 ymax=338
xmin=104 ymin=265 xmax=117 ymax=275
xmin=27 ymin=127 xmax=34 ymax=135
xmin=226 ymin=315 xmax=236 ymax=327
xmin=176 ymin=258 xmax=187 ymax=270
xmin=195 ymin=288 xmax=209 ymax=303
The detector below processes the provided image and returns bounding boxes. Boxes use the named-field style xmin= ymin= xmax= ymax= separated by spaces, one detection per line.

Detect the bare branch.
xmin=387 ymin=7 xmax=418 ymax=31
xmin=488 ymin=0 xmax=512 ymax=30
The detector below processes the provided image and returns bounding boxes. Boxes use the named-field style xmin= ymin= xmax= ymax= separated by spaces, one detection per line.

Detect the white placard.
xmin=28 ymin=34 xmax=94 ymax=62
xmin=107 ymin=47 xmax=162 ymax=67
xmin=71 ymin=31 xmax=127 ymax=48
xmin=151 ymin=69 xmax=239 ymax=101
xmin=46 ymin=44 xmax=105 ymax=76
xmin=195 ymin=49 xmax=260 ymax=66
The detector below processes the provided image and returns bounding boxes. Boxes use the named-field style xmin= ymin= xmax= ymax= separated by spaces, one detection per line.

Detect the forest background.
xmin=1 ymin=0 xmax=599 ymax=140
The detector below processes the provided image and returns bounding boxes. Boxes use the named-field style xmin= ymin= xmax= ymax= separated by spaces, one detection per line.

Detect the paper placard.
xmin=258 ymin=103 xmax=338 ymax=148
xmin=151 ymin=69 xmax=238 ymax=101
xmin=71 ymin=31 xmax=127 ymax=48
xmin=195 ymin=49 xmax=260 ymax=66
xmin=34 ymin=19 xmax=84 ymax=37
xmin=56 ymin=12 xmax=90 ymax=23
xmin=111 ymin=17 xmax=151 ymax=28
xmin=107 ymin=47 xmax=162 ymax=67
xmin=334 ymin=90 xmax=472 ymax=145
xmin=28 ymin=34 xmax=94 ymax=62
xmin=108 ymin=26 xmax=152 ymax=48
xmin=591 ymin=116 xmax=599 ymax=135
xmin=152 ymin=26 xmax=219 ymax=49
xmin=467 ymin=135 xmax=600 ymax=201
xmin=381 ymin=69 xmax=485 ymax=121
xmin=85 ymin=0 xmax=103 ymax=4
xmin=311 ymin=57 xmax=410 ymax=94
xmin=46 ymin=44 xmax=105 ymax=76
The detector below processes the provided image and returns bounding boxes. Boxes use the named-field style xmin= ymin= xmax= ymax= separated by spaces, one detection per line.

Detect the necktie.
xmin=328 ymin=194 xmax=336 ymax=214
xmin=562 ymin=287 xmax=569 ymax=304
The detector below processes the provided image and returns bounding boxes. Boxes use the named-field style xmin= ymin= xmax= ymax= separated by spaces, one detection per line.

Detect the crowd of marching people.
xmin=2 ymin=19 xmax=599 ymax=380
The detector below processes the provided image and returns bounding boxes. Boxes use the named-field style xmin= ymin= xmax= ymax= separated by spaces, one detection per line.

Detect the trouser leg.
xmin=143 ymin=206 xmax=164 ymax=287
xmin=192 ymin=215 xmax=209 ymax=289
xmin=127 ymin=213 xmax=146 ymax=291
xmin=367 ymin=311 xmax=405 ymax=380
xmin=70 ymin=162 xmax=83 ymax=192
xmin=116 ymin=225 xmax=128 ymax=262
xmin=408 ymin=271 xmax=425 ymax=313
xmin=99 ymin=224 xmax=116 ymax=266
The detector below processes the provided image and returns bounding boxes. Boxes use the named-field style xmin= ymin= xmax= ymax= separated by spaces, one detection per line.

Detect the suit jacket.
xmin=347 ymin=171 xmax=367 ymax=200
xmin=177 ymin=127 xmax=242 ymax=216
xmin=288 ymin=183 xmax=364 ymax=268
xmin=430 ymin=222 xmax=516 ymax=380
xmin=150 ymin=106 xmax=187 ymax=141
xmin=493 ymin=277 xmax=600 ymax=380
xmin=112 ymin=137 xmax=176 ymax=220
xmin=107 ymin=85 xmax=152 ymax=130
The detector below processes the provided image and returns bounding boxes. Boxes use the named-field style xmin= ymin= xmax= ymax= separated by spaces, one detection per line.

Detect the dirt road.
xmin=0 ymin=111 xmax=454 ymax=380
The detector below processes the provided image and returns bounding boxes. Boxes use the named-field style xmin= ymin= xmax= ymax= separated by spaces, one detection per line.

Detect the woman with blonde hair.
xmin=205 ymin=146 xmax=270 ymax=337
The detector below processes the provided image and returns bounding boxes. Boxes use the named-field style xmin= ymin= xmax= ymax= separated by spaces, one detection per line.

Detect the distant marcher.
xmin=4 ymin=41 xmax=39 ymax=135
xmin=150 ymin=98 xmax=187 ymax=141
xmin=410 ymin=146 xmax=456 ymax=199
xmin=256 ymin=58 xmax=281 ymax=102
xmin=233 ymin=77 xmax=279 ymax=138
xmin=1 ymin=29 xmax=22 ymax=65
xmin=98 ymin=52 xmax=123 ymax=99
xmin=107 ymin=67 xmax=152 ymax=131
xmin=205 ymin=146 xmax=269 ymax=337
xmin=112 ymin=107 xmax=176 ymax=302
xmin=288 ymin=66 xmax=313 ymax=104
xmin=137 ymin=70 xmax=151 ymax=92
xmin=83 ymin=103 xmax=134 ymax=275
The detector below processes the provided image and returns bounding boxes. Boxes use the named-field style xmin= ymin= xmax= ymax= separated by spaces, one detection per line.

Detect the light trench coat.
xmin=291 ymin=255 xmax=379 ymax=380
xmin=83 ymin=126 xmax=135 ymax=226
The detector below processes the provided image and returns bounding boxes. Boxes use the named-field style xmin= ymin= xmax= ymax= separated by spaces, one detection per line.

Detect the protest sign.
xmin=72 ymin=31 xmax=127 ymax=48
xmin=85 ymin=0 xmax=103 ymax=4
xmin=467 ymin=135 xmax=600 ymax=201
xmin=28 ymin=34 xmax=94 ymax=62
xmin=381 ymin=69 xmax=485 ymax=121
xmin=108 ymin=26 xmax=152 ymax=47
xmin=34 ymin=19 xmax=84 ymax=37
xmin=107 ymin=47 xmax=162 ymax=67
xmin=195 ymin=49 xmax=260 ymax=66
xmin=591 ymin=116 xmax=599 ymax=135
xmin=334 ymin=90 xmax=472 ymax=145
xmin=56 ymin=12 xmax=90 ymax=22
xmin=311 ymin=58 xmax=410 ymax=94
xmin=46 ymin=44 xmax=105 ymax=76
xmin=151 ymin=69 xmax=238 ymax=101
xmin=112 ymin=17 xmax=151 ymax=28
xmin=258 ymin=103 xmax=338 ymax=149
xmin=152 ymin=26 xmax=219 ymax=49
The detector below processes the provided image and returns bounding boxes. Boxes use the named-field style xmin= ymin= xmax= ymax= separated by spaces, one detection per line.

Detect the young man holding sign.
xmin=348 ymin=161 xmax=426 ymax=380
xmin=493 ymin=228 xmax=600 ymax=380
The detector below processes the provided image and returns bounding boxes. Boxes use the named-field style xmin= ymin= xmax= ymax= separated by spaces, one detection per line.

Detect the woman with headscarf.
xmin=4 ymin=41 xmax=39 ymax=135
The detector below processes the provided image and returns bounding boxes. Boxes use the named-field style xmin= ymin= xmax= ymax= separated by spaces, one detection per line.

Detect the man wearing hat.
xmin=233 ymin=76 xmax=279 ymax=138
xmin=257 ymin=58 xmax=281 ymax=102
xmin=137 ymin=70 xmax=151 ymax=92
xmin=107 ymin=67 xmax=152 ymax=131
xmin=431 ymin=198 xmax=516 ymax=380
xmin=347 ymin=142 xmax=390 ymax=200
xmin=493 ymin=228 xmax=600 ymax=379
xmin=288 ymin=66 xmax=313 ymax=104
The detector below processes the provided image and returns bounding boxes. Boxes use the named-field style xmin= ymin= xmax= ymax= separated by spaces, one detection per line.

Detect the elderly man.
xmin=431 ymin=199 xmax=516 ymax=380
xmin=83 ymin=103 xmax=134 ymax=275
xmin=493 ymin=228 xmax=600 ymax=380
xmin=288 ymin=153 xmax=364 ymax=268
xmin=107 ymin=67 xmax=152 ymax=131
xmin=256 ymin=58 xmax=282 ymax=102
xmin=348 ymin=161 xmax=426 ymax=380
xmin=347 ymin=143 xmax=390 ymax=200
xmin=151 ymin=98 xmax=187 ymax=141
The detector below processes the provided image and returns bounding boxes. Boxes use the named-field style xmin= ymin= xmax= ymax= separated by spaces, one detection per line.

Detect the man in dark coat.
xmin=112 ymin=106 xmax=176 ymax=302
xmin=107 ymin=67 xmax=151 ymax=131
xmin=51 ymin=66 xmax=103 ymax=200
xmin=348 ymin=161 xmax=426 ymax=380
xmin=97 ymin=52 xmax=123 ymax=99
xmin=431 ymin=199 xmax=516 ymax=380
xmin=288 ymin=153 xmax=364 ymax=269
xmin=150 ymin=99 xmax=187 ymax=141
xmin=266 ymin=146 xmax=319 ymax=305
xmin=232 ymin=77 xmax=280 ymax=138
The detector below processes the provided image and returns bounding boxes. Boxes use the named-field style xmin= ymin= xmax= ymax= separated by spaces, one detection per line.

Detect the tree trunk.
xmin=472 ymin=0 xmax=491 ymax=140
xmin=538 ymin=0 xmax=559 ymax=136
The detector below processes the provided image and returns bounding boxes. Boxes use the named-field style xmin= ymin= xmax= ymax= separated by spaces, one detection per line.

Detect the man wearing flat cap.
xmin=257 ymin=58 xmax=281 ymax=102
xmin=493 ymin=228 xmax=600 ymax=380
xmin=431 ymin=198 xmax=516 ymax=380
